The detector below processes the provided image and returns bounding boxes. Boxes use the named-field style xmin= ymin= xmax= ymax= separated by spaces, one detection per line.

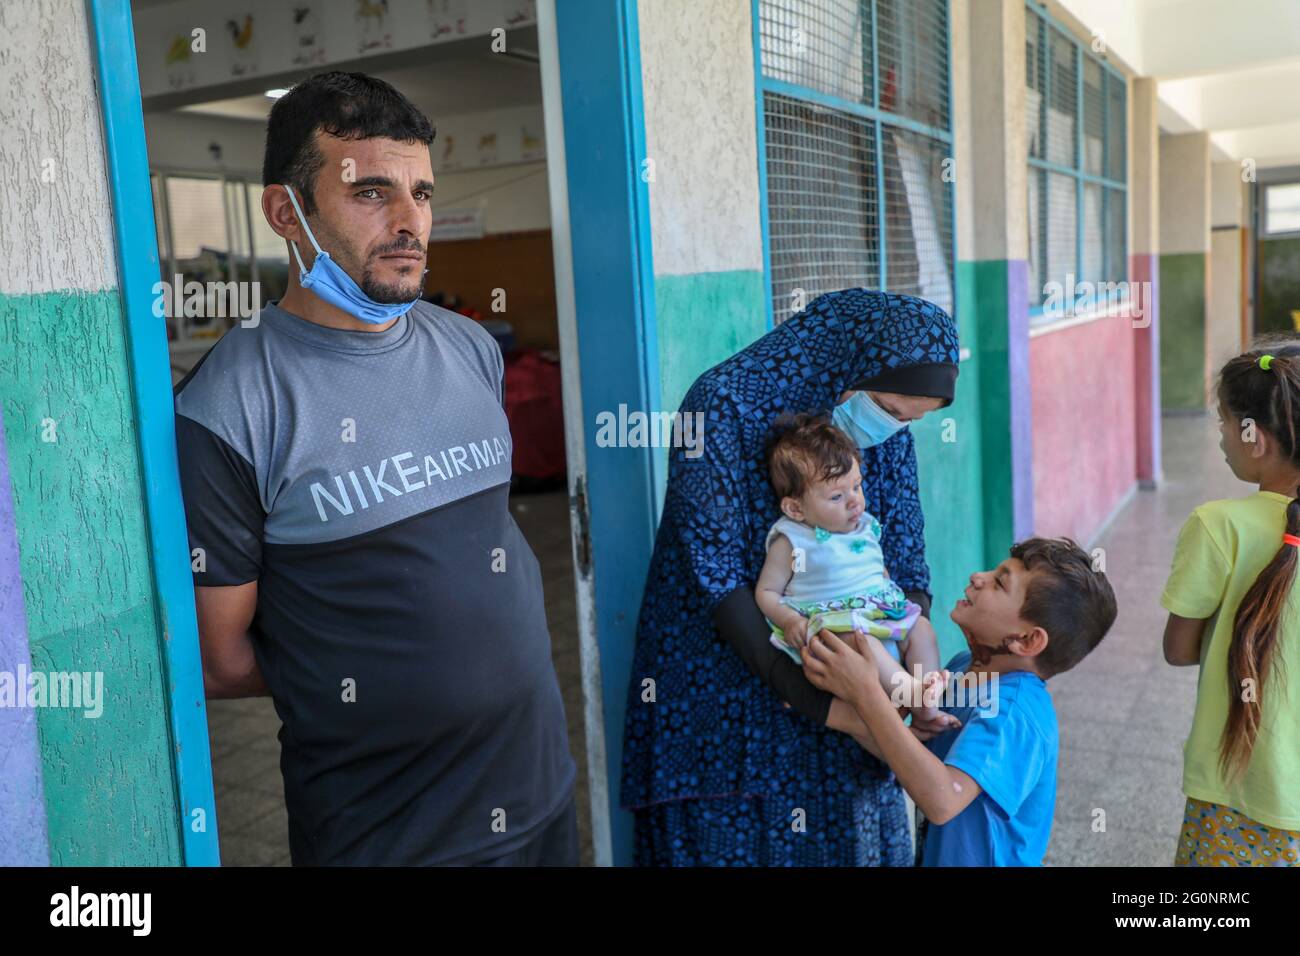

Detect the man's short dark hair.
xmin=261 ymin=71 xmax=435 ymax=214
xmin=1009 ymin=537 xmax=1117 ymax=678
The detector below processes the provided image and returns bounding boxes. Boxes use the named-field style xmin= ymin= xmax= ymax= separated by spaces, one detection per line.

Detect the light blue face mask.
xmin=283 ymin=184 xmax=423 ymax=325
xmin=832 ymin=391 xmax=907 ymax=448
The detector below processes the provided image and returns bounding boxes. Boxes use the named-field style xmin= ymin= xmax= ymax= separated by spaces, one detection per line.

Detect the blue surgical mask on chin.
xmin=283 ymin=184 xmax=424 ymax=325
xmin=832 ymin=391 xmax=907 ymax=448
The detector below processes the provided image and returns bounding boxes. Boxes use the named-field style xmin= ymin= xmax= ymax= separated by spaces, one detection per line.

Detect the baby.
xmin=756 ymin=412 xmax=946 ymax=719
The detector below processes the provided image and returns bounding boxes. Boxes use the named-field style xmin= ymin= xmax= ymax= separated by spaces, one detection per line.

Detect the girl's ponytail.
xmin=1217 ymin=344 xmax=1300 ymax=780
xmin=1222 ymin=488 xmax=1298 ymax=780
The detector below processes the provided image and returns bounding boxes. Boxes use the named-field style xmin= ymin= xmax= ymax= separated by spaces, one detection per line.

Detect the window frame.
xmin=1025 ymin=1 xmax=1128 ymax=324
xmin=751 ymin=0 xmax=957 ymax=328
xmin=1261 ymin=181 xmax=1300 ymax=239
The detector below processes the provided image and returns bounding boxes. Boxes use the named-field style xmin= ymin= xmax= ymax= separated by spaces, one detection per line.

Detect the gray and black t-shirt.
xmin=174 ymin=299 xmax=575 ymax=865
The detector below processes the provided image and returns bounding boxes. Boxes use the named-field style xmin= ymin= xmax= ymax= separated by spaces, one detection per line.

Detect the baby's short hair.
xmin=764 ymin=412 xmax=860 ymax=501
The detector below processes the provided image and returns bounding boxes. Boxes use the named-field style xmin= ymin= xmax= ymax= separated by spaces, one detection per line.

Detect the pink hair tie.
xmin=1284 ymin=534 xmax=1300 ymax=547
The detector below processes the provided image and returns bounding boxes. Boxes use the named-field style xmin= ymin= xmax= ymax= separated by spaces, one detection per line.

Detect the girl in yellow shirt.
xmin=1161 ymin=346 xmax=1300 ymax=866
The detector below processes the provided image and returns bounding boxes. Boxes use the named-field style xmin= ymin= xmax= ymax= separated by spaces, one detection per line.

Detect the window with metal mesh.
xmin=759 ymin=0 xmax=872 ymax=106
xmin=764 ymin=92 xmax=880 ymax=323
xmin=1106 ymin=72 xmax=1126 ymax=182
xmin=1025 ymin=3 xmax=1127 ymax=318
xmin=882 ymin=127 xmax=953 ymax=312
xmin=759 ymin=0 xmax=953 ymax=324
xmin=876 ymin=0 xmax=949 ymax=130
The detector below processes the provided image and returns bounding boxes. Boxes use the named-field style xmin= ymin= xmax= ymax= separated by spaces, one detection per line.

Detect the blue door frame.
xmin=552 ymin=0 xmax=659 ymax=866
xmin=85 ymin=0 xmax=220 ymax=866
xmin=91 ymin=0 xmax=659 ymax=868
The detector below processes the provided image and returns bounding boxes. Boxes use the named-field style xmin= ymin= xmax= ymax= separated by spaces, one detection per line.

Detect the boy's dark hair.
xmin=1009 ymin=537 xmax=1116 ymax=678
xmin=261 ymin=71 xmax=436 ymax=214
xmin=764 ymin=412 xmax=859 ymax=501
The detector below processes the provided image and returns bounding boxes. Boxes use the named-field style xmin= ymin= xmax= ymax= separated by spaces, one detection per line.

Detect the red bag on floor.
xmin=503 ymin=349 xmax=566 ymax=481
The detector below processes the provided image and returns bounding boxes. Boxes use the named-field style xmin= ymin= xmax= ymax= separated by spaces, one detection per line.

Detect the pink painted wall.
xmin=1030 ymin=312 xmax=1138 ymax=543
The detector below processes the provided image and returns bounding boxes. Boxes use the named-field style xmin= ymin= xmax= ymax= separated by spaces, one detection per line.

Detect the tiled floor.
xmin=1044 ymin=412 xmax=1250 ymax=865
xmin=206 ymin=488 xmax=592 ymax=866
xmin=209 ymin=413 xmax=1239 ymax=867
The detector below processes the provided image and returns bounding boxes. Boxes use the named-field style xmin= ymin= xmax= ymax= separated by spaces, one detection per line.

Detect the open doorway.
xmin=131 ymin=0 xmax=590 ymax=865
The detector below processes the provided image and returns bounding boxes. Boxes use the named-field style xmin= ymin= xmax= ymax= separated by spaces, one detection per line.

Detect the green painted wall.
xmin=1159 ymin=252 xmax=1208 ymax=410
xmin=652 ymin=269 xmax=768 ymax=503
xmin=655 ymin=269 xmax=769 ymax=415
xmin=1257 ymin=237 xmax=1300 ymax=336
xmin=912 ymin=342 xmax=985 ymax=666
xmin=958 ymin=259 xmax=1016 ymax=571
xmin=0 ymin=289 xmax=182 ymax=865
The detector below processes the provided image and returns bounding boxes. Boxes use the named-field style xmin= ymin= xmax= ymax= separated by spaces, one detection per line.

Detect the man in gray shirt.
xmin=174 ymin=71 xmax=576 ymax=865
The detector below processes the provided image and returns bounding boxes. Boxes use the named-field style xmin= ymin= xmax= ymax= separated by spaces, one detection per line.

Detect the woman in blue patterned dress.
xmin=620 ymin=289 xmax=960 ymax=866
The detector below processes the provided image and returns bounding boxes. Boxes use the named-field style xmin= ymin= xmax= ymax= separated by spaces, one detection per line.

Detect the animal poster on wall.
xmin=224 ymin=13 xmax=258 ymax=77
xmin=163 ymin=31 xmax=198 ymax=90
xmin=355 ymin=0 xmax=393 ymax=55
xmin=290 ymin=3 xmax=327 ymax=67
xmin=425 ymin=0 xmax=469 ymax=42
xmin=430 ymin=105 xmax=545 ymax=173
xmin=137 ymin=0 xmax=539 ymax=100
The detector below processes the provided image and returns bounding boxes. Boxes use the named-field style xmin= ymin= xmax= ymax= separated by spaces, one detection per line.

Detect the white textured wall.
xmin=0 ymin=0 xmax=117 ymax=294
xmin=1159 ymin=131 xmax=1211 ymax=255
xmin=1209 ymin=228 xmax=1243 ymax=372
xmin=1211 ymin=160 xmax=1243 ymax=228
xmin=637 ymin=0 xmax=763 ymax=276
xmin=955 ymin=0 xmax=1027 ymax=261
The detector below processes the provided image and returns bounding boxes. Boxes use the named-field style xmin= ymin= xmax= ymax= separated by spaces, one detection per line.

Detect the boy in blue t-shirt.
xmin=805 ymin=537 xmax=1117 ymax=866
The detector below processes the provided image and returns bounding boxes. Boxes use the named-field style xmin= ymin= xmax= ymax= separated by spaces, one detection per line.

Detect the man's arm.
xmin=196 ymin=582 xmax=268 ymax=698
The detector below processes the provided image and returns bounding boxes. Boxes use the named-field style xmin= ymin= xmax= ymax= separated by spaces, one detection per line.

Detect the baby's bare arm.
xmin=756 ymin=534 xmax=805 ymax=633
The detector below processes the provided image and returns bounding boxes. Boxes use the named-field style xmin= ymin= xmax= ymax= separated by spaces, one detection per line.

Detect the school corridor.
xmin=199 ymin=413 xmax=1241 ymax=868
xmin=1046 ymin=412 xmax=1250 ymax=865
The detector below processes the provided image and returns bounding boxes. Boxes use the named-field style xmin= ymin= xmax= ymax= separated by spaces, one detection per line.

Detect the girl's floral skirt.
xmin=1175 ymin=797 xmax=1300 ymax=867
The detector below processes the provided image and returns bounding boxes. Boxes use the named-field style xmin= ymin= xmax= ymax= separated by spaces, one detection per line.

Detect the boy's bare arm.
xmin=804 ymin=631 xmax=980 ymax=824
xmin=851 ymin=678 xmax=981 ymax=824
xmin=826 ymin=696 xmax=883 ymax=758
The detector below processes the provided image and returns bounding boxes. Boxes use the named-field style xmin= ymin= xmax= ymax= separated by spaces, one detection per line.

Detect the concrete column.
xmin=1210 ymin=160 xmax=1247 ymax=376
xmin=1159 ymin=130 xmax=1212 ymax=411
xmin=953 ymin=0 xmax=1033 ymax=564
xmin=1130 ymin=77 xmax=1162 ymax=484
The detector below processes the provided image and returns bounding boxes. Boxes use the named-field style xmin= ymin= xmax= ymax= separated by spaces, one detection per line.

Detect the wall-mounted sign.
xmin=427 ymin=208 xmax=485 ymax=242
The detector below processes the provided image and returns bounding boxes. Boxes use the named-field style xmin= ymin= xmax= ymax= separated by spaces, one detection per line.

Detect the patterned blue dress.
xmin=620 ymin=289 xmax=960 ymax=866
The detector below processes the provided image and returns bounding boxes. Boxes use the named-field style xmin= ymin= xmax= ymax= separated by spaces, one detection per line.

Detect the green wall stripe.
xmin=959 ymin=259 xmax=1021 ymax=568
xmin=652 ymin=269 xmax=768 ymax=505
xmin=1158 ymin=252 xmax=1208 ymax=410
xmin=0 ymin=289 xmax=182 ymax=865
